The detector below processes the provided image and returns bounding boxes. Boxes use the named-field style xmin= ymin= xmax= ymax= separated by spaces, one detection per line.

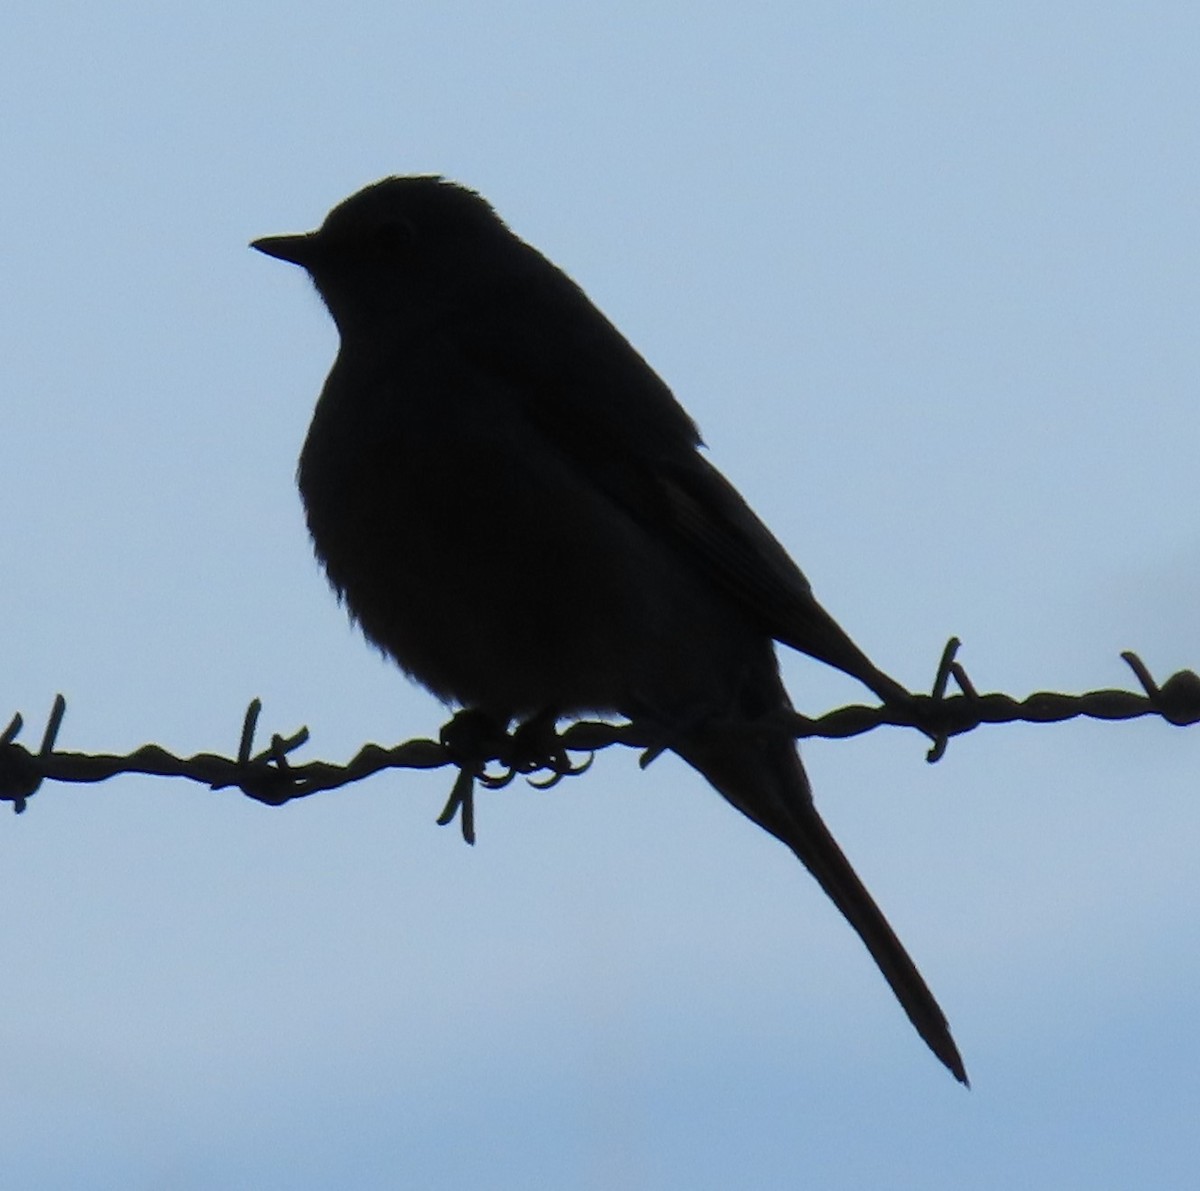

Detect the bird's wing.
xmin=653 ymin=454 xmax=901 ymax=690
xmin=451 ymin=266 xmax=907 ymax=701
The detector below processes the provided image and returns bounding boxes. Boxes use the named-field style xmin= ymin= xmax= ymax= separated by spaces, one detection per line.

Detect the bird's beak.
xmin=250 ymin=232 xmax=320 ymax=267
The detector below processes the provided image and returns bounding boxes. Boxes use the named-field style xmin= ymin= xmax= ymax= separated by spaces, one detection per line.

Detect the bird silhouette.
xmin=253 ymin=176 xmax=966 ymax=1084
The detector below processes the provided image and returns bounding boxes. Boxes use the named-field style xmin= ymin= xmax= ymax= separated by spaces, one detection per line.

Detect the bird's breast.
xmin=297 ymin=361 xmax=766 ymax=723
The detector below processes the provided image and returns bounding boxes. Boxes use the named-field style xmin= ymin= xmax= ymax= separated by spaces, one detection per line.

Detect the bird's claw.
xmin=436 ymin=709 xmax=593 ymax=840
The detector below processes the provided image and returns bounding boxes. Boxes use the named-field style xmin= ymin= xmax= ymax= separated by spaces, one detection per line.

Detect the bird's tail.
xmin=677 ymin=726 xmax=968 ymax=1085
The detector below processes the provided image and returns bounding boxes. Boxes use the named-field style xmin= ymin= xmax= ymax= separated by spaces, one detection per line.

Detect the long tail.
xmin=677 ymin=727 xmax=968 ymax=1085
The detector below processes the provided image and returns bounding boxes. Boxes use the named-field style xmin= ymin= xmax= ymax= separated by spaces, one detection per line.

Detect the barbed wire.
xmin=2 ymin=641 xmax=1197 ymax=843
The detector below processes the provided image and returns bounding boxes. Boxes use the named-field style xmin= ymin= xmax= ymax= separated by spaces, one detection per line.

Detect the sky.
xmin=3 ymin=3 xmax=1199 ymax=1187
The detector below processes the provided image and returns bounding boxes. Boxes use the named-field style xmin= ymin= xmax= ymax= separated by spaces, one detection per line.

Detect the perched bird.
xmin=252 ymin=176 xmax=966 ymax=1084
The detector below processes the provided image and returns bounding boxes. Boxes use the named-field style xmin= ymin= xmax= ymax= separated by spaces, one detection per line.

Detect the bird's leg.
xmin=439 ymin=707 xmax=511 ymax=767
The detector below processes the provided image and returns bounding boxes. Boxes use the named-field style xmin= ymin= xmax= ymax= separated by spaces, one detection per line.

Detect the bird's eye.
xmin=369 ymin=217 xmax=417 ymax=256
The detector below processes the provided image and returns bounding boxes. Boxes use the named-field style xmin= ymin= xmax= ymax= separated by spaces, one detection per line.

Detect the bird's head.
xmin=252 ymin=175 xmax=519 ymax=334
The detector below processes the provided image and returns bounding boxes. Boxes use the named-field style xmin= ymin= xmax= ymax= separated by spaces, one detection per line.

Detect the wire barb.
xmin=925 ymin=637 xmax=963 ymax=762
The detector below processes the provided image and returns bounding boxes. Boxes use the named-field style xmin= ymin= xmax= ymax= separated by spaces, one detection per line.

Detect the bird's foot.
xmin=439 ymin=708 xmax=511 ymax=780
xmin=435 ymin=708 xmax=593 ymax=841
xmin=509 ymin=711 xmax=592 ymax=789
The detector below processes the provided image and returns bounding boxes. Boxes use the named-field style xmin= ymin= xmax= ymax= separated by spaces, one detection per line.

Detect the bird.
xmin=251 ymin=176 xmax=967 ymax=1084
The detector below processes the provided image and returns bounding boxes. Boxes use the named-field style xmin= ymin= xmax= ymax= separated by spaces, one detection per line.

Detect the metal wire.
xmin=2 ymin=643 xmax=1196 ymax=843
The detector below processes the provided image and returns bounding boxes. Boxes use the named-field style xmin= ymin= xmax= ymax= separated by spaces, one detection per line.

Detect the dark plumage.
xmin=252 ymin=176 xmax=966 ymax=1084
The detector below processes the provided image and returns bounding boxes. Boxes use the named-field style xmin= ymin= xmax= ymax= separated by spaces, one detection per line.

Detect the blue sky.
xmin=3 ymin=4 xmax=1199 ymax=1187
